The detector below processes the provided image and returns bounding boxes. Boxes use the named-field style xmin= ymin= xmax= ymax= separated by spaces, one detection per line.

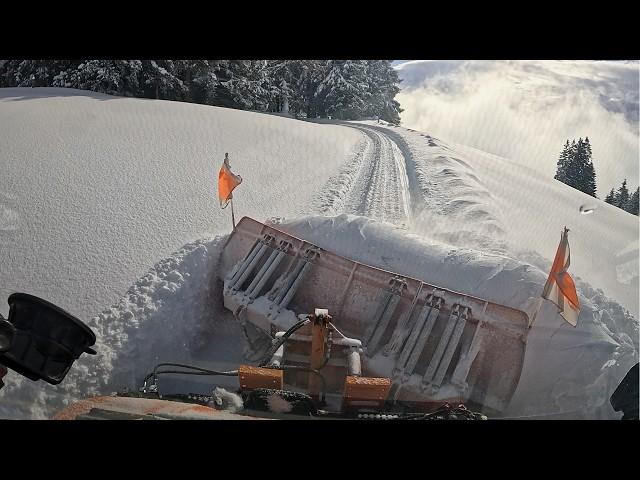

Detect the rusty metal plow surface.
xmin=218 ymin=217 xmax=530 ymax=413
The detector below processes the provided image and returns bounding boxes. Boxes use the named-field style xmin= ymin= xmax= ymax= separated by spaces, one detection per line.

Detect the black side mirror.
xmin=610 ymin=363 xmax=639 ymax=420
xmin=0 ymin=318 xmax=15 ymax=353
xmin=0 ymin=293 xmax=96 ymax=385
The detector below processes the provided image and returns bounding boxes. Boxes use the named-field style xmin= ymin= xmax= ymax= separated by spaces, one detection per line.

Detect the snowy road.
xmin=312 ymin=123 xmax=412 ymax=227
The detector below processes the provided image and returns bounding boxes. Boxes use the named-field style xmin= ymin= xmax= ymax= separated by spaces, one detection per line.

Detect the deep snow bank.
xmin=0 ymin=87 xmax=362 ymax=321
xmin=0 ymin=235 xmax=231 ymax=419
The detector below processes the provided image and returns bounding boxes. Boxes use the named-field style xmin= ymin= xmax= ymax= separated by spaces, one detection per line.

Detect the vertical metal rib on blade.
xmin=279 ymin=261 xmax=312 ymax=308
xmin=229 ymin=242 xmax=271 ymax=291
xmin=272 ymin=258 xmax=304 ymax=304
xmin=451 ymin=319 xmax=482 ymax=387
xmin=278 ymin=248 xmax=319 ymax=309
xmin=364 ymin=277 xmax=406 ymax=356
xmin=246 ymin=247 xmax=288 ymax=300
xmin=364 ymin=290 xmax=393 ymax=347
xmin=396 ymin=294 xmax=442 ymax=378
xmin=432 ymin=306 xmax=470 ymax=387
xmin=367 ymin=294 xmax=401 ymax=355
xmin=383 ymin=282 xmax=424 ymax=356
xmin=245 ymin=248 xmax=279 ymax=296
xmin=228 ymin=238 xmax=262 ymax=285
xmin=422 ymin=304 xmax=461 ymax=385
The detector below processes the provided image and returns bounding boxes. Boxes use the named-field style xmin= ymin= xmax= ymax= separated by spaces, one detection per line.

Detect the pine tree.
xmin=186 ymin=60 xmax=227 ymax=105
xmin=554 ymin=137 xmax=596 ymax=197
xmin=584 ymin=137 xmax=592 ymax=159
xmin=584 ymin=161 xmax=597 ymax=197
xmin=606 ymin=180 xmax=638 ymax=215
xmin=554 ymin=140 xmax=571 ymax=183
xmin=318 ymin=60 xmax=370 ymax=119
xmin=616 ymin=179 xmax=630 ymax=209
xmin=213 ymin=60 xmax=273 ymax=111
xmin=574 ymin=138 xmax=588 ymax=192
xmin=140 ymin=60 xmax=187 ymax=100
xmin=605 ymin=188 xmax=616 ymax=204
xmin=566 ymin=138 xmax=577 ymax=188
xmin=261 ymin=60 xmax=305 ymax=115
xmin=299 ymin=60 xmax=330 ymax=118
xmin=581 ymin=137 xmax=596 ymax=197
xmin=364 ymin=60 xmax=403 ymax=124
xmin=120 ymin=60 xmax=144 ymax=96
xmin=628 ymin=188 xmax=639 ymax=215
xmin=566 ymin=139 xmax=579 ymax=189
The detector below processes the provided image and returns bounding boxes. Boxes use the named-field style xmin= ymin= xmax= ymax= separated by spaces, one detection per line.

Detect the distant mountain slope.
xmin=394 ymin=60 xmax=639 ymax=195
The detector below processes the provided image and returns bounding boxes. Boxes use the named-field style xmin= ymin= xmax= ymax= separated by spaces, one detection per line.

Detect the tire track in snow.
xmin=312 ymin=124 xmax=412 ymax=228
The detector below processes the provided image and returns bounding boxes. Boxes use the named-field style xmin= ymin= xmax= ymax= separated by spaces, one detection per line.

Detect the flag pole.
xmin=529 ymin=296 xmax=545 ymax=329
xmin=219 ymin=152 xmax=241 ymax=231
xmin=529 ymin=225 xmax=572 ymax=330
xmin=230 ymin=197 xmax=236 ymax=230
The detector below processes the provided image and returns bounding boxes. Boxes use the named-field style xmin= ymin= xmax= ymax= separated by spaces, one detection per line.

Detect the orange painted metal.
xmin=52 ymin=396 xmax=266 ymax=420
xmin=308 ymin=310 xmax=330 ymax=400
xmin=219 ymin=217 xmax=530 ymax=413
xmin=342 ymin=376 xmax=391 ymax=411
xmin=238 ymin=364 xmax=284 ymax=391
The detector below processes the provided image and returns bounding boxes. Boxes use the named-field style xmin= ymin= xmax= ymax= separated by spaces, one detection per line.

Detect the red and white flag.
xmin=533 ymin=227 xmax=581 ymax=327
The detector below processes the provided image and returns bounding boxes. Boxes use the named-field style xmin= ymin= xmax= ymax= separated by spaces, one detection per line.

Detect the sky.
xmin=393 ymin=60 xmax=639 ymax=195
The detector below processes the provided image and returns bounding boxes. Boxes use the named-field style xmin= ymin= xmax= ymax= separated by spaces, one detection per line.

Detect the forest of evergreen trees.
xmin=5 ymin=61 xmax=636 ymax=215
xmin=554 ymin=137 xmax=638 ymax=216
xmin=0 ymin=60 xmax=403 ymax=123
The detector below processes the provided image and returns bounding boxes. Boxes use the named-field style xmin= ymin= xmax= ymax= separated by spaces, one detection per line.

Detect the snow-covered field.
xmin=0 ymin=88 xmax=361 ymax=321
xmin=0 ymin=88 xmax=637 ymax=419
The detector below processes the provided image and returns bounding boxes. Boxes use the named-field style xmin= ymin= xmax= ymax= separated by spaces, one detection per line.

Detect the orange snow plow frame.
xmin=54 ymin=396 xmax=269 ymax=420
xmin=219 ymin=217 xmax=530 ymax=414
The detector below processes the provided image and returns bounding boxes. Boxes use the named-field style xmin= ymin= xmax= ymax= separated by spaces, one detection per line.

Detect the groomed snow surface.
xmin=0 ymin=88 xmax=637 ymax=419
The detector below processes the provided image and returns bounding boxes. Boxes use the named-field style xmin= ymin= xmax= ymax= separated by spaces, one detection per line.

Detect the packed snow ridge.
xmin=0 ymin=236 xmax=229 ymax=419
xmin=0 ymin=89 xmax=637 ymax=419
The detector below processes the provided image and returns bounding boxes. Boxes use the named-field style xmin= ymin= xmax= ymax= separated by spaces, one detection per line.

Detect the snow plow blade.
xmin=219 ymin=217 xmax=529 ymax=414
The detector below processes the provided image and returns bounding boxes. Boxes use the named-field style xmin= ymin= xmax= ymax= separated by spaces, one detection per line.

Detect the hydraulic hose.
xmin=142 ymin=362 xmax=239 ymax=390
xmin=258 ymin=317 xmax=310 ymax=367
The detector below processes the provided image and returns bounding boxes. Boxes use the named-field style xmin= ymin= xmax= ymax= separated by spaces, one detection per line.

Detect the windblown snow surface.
xmin=0 ymin=89 xmax=637 ymax=419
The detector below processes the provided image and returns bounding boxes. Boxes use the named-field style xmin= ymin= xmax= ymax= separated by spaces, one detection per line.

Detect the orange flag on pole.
xmin=532 ymin=226 xmax=581 ymax=327
xmin=218 ymin=153 xmax=242 ymax=209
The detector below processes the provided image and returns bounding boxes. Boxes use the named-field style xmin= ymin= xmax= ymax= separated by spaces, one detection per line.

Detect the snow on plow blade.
xmin=219 ymin=217 xmax=529 ymax=414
